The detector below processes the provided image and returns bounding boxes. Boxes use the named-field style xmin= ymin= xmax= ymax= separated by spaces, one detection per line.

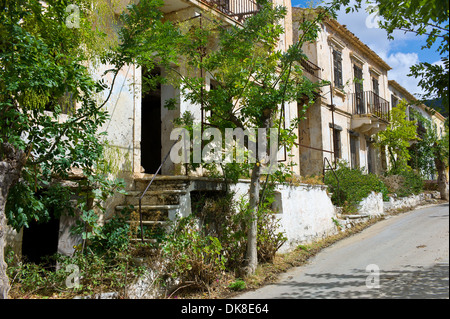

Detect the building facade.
xmin=293 ymin=8 xmax=391 ymax=177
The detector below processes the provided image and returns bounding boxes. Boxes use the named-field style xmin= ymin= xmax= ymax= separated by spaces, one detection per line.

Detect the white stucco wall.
xmin=357 ymin=191 xmax=384 ymax=216
xmin=275 ymin=184 xmax=337 ymax=252
xmin=230 ymin=181 xmax=337 ymax=253
xmin=91 ymin=63 xmax=137 ymax=176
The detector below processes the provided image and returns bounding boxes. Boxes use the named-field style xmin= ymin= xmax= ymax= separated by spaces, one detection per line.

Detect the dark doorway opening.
xmin=22 ymin=211 xmax=60 ymax=269
xmin=141 ymin=67 xmax=162 ymax=174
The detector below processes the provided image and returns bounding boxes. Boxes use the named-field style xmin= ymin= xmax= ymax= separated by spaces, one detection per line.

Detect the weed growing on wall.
xmin=324 ymin=162 xmax=389 ymax=213
xmin=381 ymin=169 xmax=424 ymax=198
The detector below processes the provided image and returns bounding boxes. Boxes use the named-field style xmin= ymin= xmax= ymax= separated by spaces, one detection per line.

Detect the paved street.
xmin=237 ymin=203 xmax=449 ymax=299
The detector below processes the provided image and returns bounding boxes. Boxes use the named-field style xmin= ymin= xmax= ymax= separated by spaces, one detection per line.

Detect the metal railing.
xmin=323 ymin=157 xmax=341 ymax=207
xmin=201 ymin=0 xmax=260 ymax=22
xmin=138 ymin=140 xmax=178 ymax=242
xmin=350 ymin=91 xmax=390 ymax=122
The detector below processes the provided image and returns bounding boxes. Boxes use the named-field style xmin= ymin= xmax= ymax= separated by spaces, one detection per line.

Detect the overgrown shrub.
xmin=256 ymin=187 xmax=287 ymax=263
xmin=382 ymin=169 xmax=424 ymax=197
xmin=161 ymin=216 xmax=226 ymax=289
xmin=324 ymin=163 xmax=389 ymax=214
xmin=85 ymin=212 xmax=131 ymax=257
xmin=190 ymin=191 xmax=248 ymax=271
xmin=8 ymin=187 xmax=288 ymax=297
xmin=5 ymin=248 xmax=143 ymax=298
xmin=190 ymin=189 xmax=287 ymax=269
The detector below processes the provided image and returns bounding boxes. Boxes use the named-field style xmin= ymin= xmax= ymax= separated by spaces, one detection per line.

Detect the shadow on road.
xmin=273 ymin=263 xmax=449 ymax=299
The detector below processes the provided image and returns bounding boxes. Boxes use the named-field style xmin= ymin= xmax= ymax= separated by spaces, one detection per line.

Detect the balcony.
xmin=299 ymin=58 xmax=321 ymax=80
xmin=201 ymin=0 xmax=260 ymax=22
xmin=350 ymin=91 xmax=390 ymax=136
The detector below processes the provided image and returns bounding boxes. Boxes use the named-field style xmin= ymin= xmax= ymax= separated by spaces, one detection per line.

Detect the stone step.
xmin=126 ymin=220 xmax=170 ymax=226
xmin=116 ymin=204 xmax=179 ymax=212
xmin=134 ymin=182 xmax=188 ymax=192
xmin=133 ymin=176 xmax=189 ymax=192
xmin=116 ymin=204 xmax=179 ymax=222
xmin=125 ymin=190 xmax=186 ymax=206
xmin=130 ymin=238 xmax=157 ymax=243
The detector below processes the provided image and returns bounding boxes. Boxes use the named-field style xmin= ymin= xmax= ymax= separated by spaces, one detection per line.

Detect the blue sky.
xmin=291 ymin=0 xmax=446 ymax=96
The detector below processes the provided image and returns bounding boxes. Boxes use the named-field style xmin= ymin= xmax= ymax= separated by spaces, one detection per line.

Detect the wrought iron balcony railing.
xmin=350 ymin=91 xmax=390 ymax=122
xmin=201 ymin=0 xmax=260 ymax=22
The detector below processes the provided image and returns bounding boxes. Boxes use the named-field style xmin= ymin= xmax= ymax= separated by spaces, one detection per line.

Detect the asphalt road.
xmin=236 ymin=203 xmax=449 ymax=299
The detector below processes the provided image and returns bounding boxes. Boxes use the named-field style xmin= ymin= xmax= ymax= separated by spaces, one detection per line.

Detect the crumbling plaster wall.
xmin=230 ymin=181 xmax=337 ymax=253
xmin=294 ymin=8 xmax=391 ymax=175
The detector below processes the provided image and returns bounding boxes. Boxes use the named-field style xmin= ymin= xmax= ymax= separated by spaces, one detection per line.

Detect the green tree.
xmin=0 ymin=0 xmax=118 ymax=299
xmin=410 ymin=110 xmax=449 ymax=200
xmin=167 ymin=1 xmax=333 ymax=274
xmin=336 ymin=0 xmax=449 ymax=112
xmin=115 ymin=0 xmax=335 ymax=275
xmin=376 ymin=100 xmax=418 ymax=173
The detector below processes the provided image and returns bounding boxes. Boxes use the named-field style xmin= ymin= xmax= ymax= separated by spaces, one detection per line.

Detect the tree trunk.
xmin=434 ymin=157 xmax=449 ymax=201
xmin=245 ymin=162 xmax=261 ymax=276
xmin=0 ymin=193 xmax=10 ymax=299
xmin=0 ymin=143 xmax=26 ymax=299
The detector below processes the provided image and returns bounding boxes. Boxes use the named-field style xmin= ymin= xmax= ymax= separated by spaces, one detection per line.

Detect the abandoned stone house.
xmin=293 ymin=7 xmax=392 ymax=176
xmin=5 ymin=0 xmax=446 ymax=262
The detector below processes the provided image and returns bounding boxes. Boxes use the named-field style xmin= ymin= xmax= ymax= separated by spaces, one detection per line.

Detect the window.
xmin=349 ymin=132 xmax=359 ymax=169
xmin=333 ymin=128 xmax=341 ymax=159
xmin=354 ymin=65 xmax=364 ymax=113
xmin=391 ymin=94 xmax=398 ymax=108
xmin=332 ymin=49 xmax=343 ymax=88
xmin=372 ymin=77 xmax=380 ymax=112
xmin=330 ymin=123 xmax=342 ymax=160
xmin=372 ymin=78 xmax=379 ymax=96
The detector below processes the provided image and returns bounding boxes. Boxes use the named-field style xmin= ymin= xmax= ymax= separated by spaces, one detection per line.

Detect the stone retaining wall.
xmin=334 ymin=191 xmax=441 ymax=232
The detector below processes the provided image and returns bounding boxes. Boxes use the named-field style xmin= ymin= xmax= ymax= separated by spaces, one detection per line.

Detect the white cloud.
xmin=336 ymin=5 xmax=392 ymax=57
xmin=335 ymin=1 xmax=418 ymax=55
xmin=432 ymin=59 xmax=446 ymax=67
xmin=335 ymin=1 xmax=425 ymax=96
xmin=382 ymin=52 xmax=424 ymax=96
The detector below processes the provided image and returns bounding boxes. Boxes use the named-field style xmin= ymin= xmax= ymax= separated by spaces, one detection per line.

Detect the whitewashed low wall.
xmin=276 ymin=184 xmax=337 ymax=252
xmin=231 ymin=182 xmax=337 ymax=253
xmin=335 ymin=191 xmax=440 ymax=231
xmin=383 ymin=192 xmax=438 ymax=213
xmin=357 ymin=191 xmax=384 ymax=217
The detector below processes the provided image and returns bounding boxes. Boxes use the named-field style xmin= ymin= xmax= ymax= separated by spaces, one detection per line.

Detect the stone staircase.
xmin=115 ymin=175 xmax=190 ymax=242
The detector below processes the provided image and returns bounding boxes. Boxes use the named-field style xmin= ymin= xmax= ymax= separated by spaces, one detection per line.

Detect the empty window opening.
xmin=22 ymin=210 xmax=60 ymax=269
